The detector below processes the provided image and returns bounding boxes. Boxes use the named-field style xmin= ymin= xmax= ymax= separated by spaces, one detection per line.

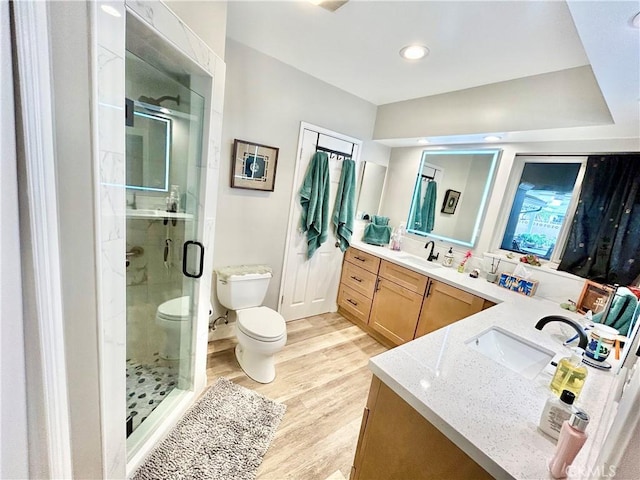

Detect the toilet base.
xmin=235 ymin=344 xmax=276 ymax=384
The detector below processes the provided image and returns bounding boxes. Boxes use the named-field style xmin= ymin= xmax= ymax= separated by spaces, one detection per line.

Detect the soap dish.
xmin=582 ymin=357 xmax=612 ymax=370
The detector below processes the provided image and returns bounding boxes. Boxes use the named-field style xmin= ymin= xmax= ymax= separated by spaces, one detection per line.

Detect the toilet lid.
xmin=157 ymin=296 xmax=190 ymax=321
xmin=237 ymin=307 xmax=286 ymax=341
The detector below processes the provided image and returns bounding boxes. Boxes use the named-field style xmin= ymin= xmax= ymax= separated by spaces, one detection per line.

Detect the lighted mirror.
xmin=406 ymin=149 xmax=500 ymax=246
xmin=126 ymin=107 xmax=171 ymax=191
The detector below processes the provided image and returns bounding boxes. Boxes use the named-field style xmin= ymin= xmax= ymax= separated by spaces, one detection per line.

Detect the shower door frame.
xmin=91 ymin=1 xmax=225 ymax=477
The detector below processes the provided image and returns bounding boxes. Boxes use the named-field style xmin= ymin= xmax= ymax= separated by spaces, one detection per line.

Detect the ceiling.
xmin=227 ymin=1 xmax=640 ymax=145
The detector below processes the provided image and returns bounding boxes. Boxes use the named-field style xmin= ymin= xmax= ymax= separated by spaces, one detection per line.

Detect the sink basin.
xmin=465 ymin=326 xmax=555 ymax=379
xmin=396 ymin=254 xmax=441 ymax=269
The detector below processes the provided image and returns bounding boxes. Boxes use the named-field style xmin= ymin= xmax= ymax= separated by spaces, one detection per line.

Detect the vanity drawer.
xmin=338 ymin=284 xmax=372 ymax=325
xmin=378 ymin=260 xmax=428 ymax=295
xmin=341 ymin=261 xmax=377 ymax=299
xmin=345 ymin=248 xmax=381 ymax=274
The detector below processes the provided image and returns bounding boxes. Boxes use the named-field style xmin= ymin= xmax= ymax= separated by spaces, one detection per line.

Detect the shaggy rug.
xmin=132 ymin=377 xmax=286 ymax=480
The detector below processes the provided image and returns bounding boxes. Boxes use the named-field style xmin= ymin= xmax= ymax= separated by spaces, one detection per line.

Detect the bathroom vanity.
xmin=338 ymin=247 xmax=494 ymax=347
xmin=343 ymin=242 xmax=620 ymax=479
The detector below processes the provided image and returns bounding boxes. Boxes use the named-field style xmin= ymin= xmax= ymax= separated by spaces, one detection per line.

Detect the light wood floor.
xmin=206 ymin=312 xmax=387 ymax=480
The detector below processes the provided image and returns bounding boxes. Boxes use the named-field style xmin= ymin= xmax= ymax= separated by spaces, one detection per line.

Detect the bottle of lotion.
xmin=538 ymin=390 xmax=576 ymax=440
xmin=442 ymin=247 xmax=454 ymax=267
xmin=548 ymin=409 xmax=589 ymax=479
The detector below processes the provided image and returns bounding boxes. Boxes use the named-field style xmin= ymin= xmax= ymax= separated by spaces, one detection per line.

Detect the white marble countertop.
xmin=351 ymin=241 xmax=619 ymax=480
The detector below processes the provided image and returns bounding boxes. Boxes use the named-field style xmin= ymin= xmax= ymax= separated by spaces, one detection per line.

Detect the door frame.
xmin=11 ymin=1 xmax=73 ymax=477
xmin=278 ymin=122 xmax=363 ymax=319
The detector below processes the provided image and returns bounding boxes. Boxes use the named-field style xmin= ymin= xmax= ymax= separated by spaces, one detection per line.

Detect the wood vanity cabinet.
xmin=350 ymin=376 xmax=491 ymax=480
xmin=338 ymin=248 xmax=381 ymax=327
xmin=338 ymin=247 xmax=494 ymax=347
xmin=414 ymin=279 xmax=494 ymax=338
xmin=368 ymin=260 xmax=427 ymax=345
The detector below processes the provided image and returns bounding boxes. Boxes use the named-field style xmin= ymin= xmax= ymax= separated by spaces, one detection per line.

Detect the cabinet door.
xmin=415 ymin=280 xmax=486 ymax=338
xmin=369 ymin=278 xmax=423 ymax=345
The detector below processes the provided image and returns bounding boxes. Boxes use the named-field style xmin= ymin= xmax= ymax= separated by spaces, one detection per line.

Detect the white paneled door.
xmin=279 ymin=123 xmax=361 ymax=321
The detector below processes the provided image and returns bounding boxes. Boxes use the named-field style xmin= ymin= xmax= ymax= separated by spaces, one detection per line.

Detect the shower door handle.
xmin=182 ymin=241 xmax=204 ymax=278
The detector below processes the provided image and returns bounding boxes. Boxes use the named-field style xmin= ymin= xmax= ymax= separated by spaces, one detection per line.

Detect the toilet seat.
xmin=237 ymin=307 xmax=286 ymax=342
xmin=157 ymin=296 xmax=190 ymax=321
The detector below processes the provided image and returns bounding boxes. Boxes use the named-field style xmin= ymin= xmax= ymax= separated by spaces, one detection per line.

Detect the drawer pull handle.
xmin=347 ymin=298 xmax=358 ymax=306
xmin=375 ymin=278 xmax=381 ymax=292
xmin=426 ymin=281 xmax=433 ymax=297
xmin=350 ymin=275 xmax=363 ymax=283
xmin=354 ymin=256 xmax=366 ymax=262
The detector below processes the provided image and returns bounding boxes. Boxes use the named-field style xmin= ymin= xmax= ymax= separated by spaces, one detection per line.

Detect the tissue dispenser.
xmin=498 ymin=273 xmax=538 ymax=297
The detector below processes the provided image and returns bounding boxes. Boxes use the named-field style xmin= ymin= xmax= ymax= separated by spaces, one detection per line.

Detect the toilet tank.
xmin=216 ymin=265 xmax=272 ymax=310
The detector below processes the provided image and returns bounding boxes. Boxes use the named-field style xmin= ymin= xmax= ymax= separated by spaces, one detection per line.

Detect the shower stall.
xmin=89 ymin=3 xmax=224 ymax=475
xmin=124 ymin=46 xmax=205 ymax=436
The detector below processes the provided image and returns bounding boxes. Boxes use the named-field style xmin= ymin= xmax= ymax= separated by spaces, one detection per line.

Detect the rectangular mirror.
xmin=126 ymin=106 xmax=171 ymax=191
xmin=356 ymin=162 xmax=387 ymax=218
xmin=407 ymin=149 xmax=501 ymax=246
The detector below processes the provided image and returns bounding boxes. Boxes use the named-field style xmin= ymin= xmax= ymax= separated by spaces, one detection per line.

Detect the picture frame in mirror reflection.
xmin=231 ymin=139 xmax=279 ymax=191
xmin=442 ymin=189 xmax=461 ymax=214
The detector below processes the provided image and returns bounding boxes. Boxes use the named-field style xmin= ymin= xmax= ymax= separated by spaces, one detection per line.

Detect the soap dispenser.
xmin=442 ymin=247 xmax=454 ymax=267
xmin=549 ymin=348 xmax=588 ymax=400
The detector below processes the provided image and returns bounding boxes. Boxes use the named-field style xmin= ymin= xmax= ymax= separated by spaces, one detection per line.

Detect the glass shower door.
xmin=124 ymin=50 xmax=205 ymax=438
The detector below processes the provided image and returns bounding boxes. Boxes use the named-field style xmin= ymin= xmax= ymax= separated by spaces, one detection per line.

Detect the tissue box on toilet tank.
xmin=498 ymin=273 xmax=539 ymax=297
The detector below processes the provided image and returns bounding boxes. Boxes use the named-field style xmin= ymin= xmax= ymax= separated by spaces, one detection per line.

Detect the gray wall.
xmin=213 ymin=39 xmax=381 ymax=311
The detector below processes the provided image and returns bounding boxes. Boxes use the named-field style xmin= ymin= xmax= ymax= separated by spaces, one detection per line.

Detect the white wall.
xmin=48 ymin=2 xmax=104 ymax=477
xmin=374 ymin=66 xmax=612 ymax=140
xmin=213 ymin=39 xmax=381 ymax=312
xmin=165 ymin=0 xmax=227 ymax=60
xmin=0 ymin=2 xmax=30 ymax=477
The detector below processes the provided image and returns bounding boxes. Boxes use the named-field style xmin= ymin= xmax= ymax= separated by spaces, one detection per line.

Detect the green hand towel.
xmin=372 ymin=215 xmax=389 ymax=226
xmin=363 ymin=223 xmax=392 ymax=246
xmin=333 ymin=159 xmax=356 ymax=252
xmin=300 ymin=151 xmax=330 ymax=259
xmin=421 ymin=180 xmax=437 ymax=233
xmin=593 ymin=287 xmax=639 ymax=336
xmin=412 ymin=179 xmax=423 ymax=229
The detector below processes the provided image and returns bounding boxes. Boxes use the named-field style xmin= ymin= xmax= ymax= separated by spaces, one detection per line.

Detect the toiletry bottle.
xmin=166 ymin=185 xmax=180 ymax=212
xmin=390 ymin=223 xmax=405 ymax=251
xmin=443 ymin=247 xmax=454 ymax=267
xmin=548 ymin=409 xmax=590 ymax=479
xmin=539 ymin=390 xmax=576 ymax=440
xmin=549 ymin=348 xmax=588 ymax=400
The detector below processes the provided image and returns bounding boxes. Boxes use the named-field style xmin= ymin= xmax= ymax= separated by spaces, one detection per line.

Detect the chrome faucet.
xmin=424 ymin=240 xmax=439 ymax=262
xmin=535 ymin=315 xmax=588 ymax=349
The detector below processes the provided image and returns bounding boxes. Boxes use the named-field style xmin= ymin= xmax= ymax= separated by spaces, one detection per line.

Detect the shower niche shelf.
xmin=126 ymin=209 xmax=194 ymax=220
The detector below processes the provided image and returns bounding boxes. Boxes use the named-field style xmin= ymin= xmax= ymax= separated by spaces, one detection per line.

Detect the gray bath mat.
xmin=132 ymin=377 xmax=286 ymax=480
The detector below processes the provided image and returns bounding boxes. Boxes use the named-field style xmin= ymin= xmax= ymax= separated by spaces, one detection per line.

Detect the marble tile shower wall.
xmin=126 ymin=218 xmax=186 ymax=363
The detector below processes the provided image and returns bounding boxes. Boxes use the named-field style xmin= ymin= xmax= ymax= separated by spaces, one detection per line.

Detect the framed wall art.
xmin=577 ymin=280 xmax=615 ymax=314
xmin=441 ymin=189 xmax=461 ymax=214
xmin=231 ymin=139 xmax=279 ymax=191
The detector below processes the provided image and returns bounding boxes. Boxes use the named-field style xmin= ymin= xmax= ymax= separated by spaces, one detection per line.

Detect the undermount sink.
xmin=465 ymin=326 xmax=555 ymax=380
xmin=396 ymin=254 xmax=441 ymax=269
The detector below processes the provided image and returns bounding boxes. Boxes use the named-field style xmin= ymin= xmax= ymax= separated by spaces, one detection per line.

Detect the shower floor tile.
xmin=126 ymin=355 xmax=177 ymax=434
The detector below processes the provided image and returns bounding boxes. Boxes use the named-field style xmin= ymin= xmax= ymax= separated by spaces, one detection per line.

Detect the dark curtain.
xmin=559 ymin=155 xmax=640 ymax=285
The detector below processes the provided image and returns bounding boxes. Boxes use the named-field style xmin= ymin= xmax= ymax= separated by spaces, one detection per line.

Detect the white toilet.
xmin=155 ymin=296 xmax=211 ymax=360
xmin=216 ymin=265 xmax=287 ymax=384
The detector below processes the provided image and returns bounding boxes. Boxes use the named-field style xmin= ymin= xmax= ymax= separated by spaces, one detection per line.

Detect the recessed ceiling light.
xmin=100 ymin=5 xmax=122 ymax=17
xmin=632 ymin=12 xmax=640 ymax=28
xmin=484 ymin=135 xmax=502 ymax=142
xmin=400 ymin=45 xmax=429 ymax=61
